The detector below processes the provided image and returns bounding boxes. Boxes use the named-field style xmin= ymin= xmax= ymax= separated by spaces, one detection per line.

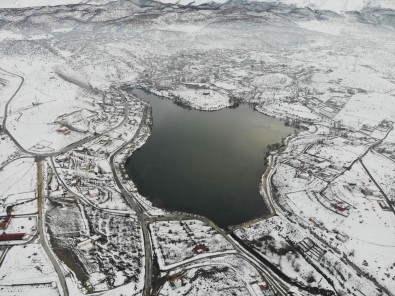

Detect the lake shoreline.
xmin=124 ymin=86 xmax=296 ymax=228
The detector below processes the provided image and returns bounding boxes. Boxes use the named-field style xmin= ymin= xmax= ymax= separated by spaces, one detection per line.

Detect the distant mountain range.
xmin=1 ymin=0 xmax=394 ymax=13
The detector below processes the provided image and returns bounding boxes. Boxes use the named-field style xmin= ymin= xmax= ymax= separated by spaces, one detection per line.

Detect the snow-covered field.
xmin=0 ymin=244 xmax=61 ymax=292
xmin=235 ymin=216 xmax=333 ymax=291
xmin=0 ymin=0 xmax=394 ymax=295
xmin=235 ymin=106 xmax=395 ymax=295
xmin=169 ymin=87 xmax=231 ymax=111
xmin=0 ymin=157 xmax=37 ymax=215
xmin=0 ymin=134 xmax=21 ymax=169
xmin=0 ymin=68 xmax=22 ymax=118
xmin=158 ymin=254 xmax=273 ymax=295
xmin=0 ymin=0 xmax=127 ymax=9
xmin=334 ymin=92 xmax=395 ymax=129
xmin=1 ymin=0 xmax=394 ymax=11
xmin=150 ymin=219 xmax=234 ymax=270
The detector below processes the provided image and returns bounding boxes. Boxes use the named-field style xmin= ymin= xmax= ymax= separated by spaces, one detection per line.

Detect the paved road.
xmin=1 ymin=67 xmax=130 ymax=159
xmin=0 ymin=68 xmax=68 ymax=295
xmin=109 ymin=107 xmax=154 ymax=296
xmin=360 ymin=158 xmax=395 ymax=215
xmin=0 ymin=247 xmax=10 ymax=268
xmin=359 ymin=125 xmax=395 ymax=215
xmin=0 ymin=67 xmax=33 ymax=155
xmin=262 ymin=122 xmax=395 ymax=295
xmin=107 ymin=96 xmax=291 ymax=295
xmin=261 ymin=154 xmax=277 ymax=216
xmin=37 ymin=160 xmax=69 ymax=296
xmin=149 ymin=213 xmax=290 ymax=295
xmin=1 ymin=66 xmax=289 ymax=295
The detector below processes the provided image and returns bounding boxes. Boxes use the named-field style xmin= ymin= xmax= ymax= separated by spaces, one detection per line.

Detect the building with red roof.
xmin=0 ymin=233 xmax=25 ymax=241
xmin=192 ymin=244 xmax=209 ymax=254
xmin=0 ymin=214 xmax=12 ymax=229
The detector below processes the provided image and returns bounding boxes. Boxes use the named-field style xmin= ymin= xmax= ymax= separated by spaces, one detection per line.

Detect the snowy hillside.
xmin=1 ymin=0 xmax=394 ymax=12
xmin=161 ymin=0 xmax=395 ymax=12
xmin=0 ymin=0 xmax=116 ymax=9
xmin=279 ymin=0 xmax=395 ymax=12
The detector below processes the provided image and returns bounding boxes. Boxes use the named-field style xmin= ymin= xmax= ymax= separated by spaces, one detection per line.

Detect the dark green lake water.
xmin=125 ymin=89 xmax=294 ymax=227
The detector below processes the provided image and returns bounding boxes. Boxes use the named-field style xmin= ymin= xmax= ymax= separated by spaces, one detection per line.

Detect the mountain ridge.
xmin=1 ymin=0 xmax=394 ymax=13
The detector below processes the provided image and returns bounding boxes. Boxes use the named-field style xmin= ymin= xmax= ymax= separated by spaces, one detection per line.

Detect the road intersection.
xmin=0 ymin=68 xmax=290 ymax=296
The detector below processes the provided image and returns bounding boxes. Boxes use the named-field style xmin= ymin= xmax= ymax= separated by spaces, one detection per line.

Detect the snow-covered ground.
xmin=0 ymin=1 xmax=394 ymax=295
xmin=0 ymin=157 xmax=37 ymax=215
xmin=0 ymin=134 xmax=21 ymax=169
xmin=0 ymin=244 xmax=61 ymax=294
xmin=0 ymin=0 xmax=117 ymax=9
xmin=157 ymin=0 xmax=395 ymax=12
xmin=1 ymin=59 xmax=96 ymax=154
xmin=168 ymin=87 xmax=231 ymax=111
xmin=0 ymin=68 xmax=22 ymax=118
xmin=235 ymin=216 xmax=333 ymax=291
xmin=150 ymin=219 xmax=234 ymax=270
xmin=235 ymin=115 xmax=395 ymax=295
xmin=158 ymin=254 xmax=275 ymax=295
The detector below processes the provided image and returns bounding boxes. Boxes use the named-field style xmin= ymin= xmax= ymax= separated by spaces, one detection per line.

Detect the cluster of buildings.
xmin=53 ymin=148 xmax=115 ymax=205
xmin=297 ymin=238 xmax=326 ymax=261
xmin=285 ymin=122 xmax=394 ymax=218
xmin=301 ymin=94 xmax=350 ymax=120
xmin=56 ymin=126 xmax=71 ymax=135
xmin=43 ymin=89 xmax=149 ymax=292
xmin=150 ymin=219 xmax=233 ymax=269
xmin=0 ymin=213 xmax=26 ymax=242
xmin=54 ymin=91 xmax=127 ymax=137
xmin=251 ymin=281 xmax=272 ymax=295
xmin=80 ymin=205 xmax=144 ymax=287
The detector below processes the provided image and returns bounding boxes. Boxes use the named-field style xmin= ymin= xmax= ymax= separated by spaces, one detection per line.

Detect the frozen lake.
xmin=126 ymin=89 xmax=295 ymax=227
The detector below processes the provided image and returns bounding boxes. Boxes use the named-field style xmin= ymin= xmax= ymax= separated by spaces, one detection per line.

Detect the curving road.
xmin=1 ymin=68 xmax=69 ymax=296
xmin=109 ymin=107 xmax=154 ymax=296
xmin=37 ymin=160 xmax=69 ymax=296
xmin=0 ymin=67 xmax=32 ymax=155
xmin=109 ymin=103 xmax=290 ymax=296
xmin=1 ymin=66 xmax=289 ymax=296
